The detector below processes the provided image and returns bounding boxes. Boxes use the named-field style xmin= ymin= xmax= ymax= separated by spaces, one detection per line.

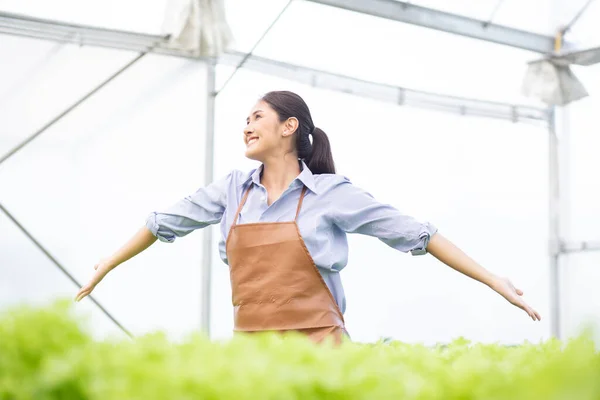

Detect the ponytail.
xmin=261 ymin=90 xmax=337 ymax=175
xmin=305 ymin=127 xmax=335 ymax=174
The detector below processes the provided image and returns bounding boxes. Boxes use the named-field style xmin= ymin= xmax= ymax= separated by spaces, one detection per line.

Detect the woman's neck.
xmin=260 ymin=156 xmax=301 ymax=192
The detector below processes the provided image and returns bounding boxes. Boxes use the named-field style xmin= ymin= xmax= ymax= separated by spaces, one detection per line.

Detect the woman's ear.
xmin=283 ymin=117 xmax=299 ymax=137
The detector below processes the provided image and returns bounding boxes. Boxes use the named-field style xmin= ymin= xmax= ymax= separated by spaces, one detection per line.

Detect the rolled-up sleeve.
xmin=330 ymin=178 xmax=438 ymax=255
xmin=145 ymin=172 xmax=231 ymax=243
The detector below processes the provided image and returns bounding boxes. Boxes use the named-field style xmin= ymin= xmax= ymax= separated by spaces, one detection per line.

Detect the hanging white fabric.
xmin=521 ymin=60 xmax=588 ymax=106
xmin=161 ymin=0 xmax=233 ymax=57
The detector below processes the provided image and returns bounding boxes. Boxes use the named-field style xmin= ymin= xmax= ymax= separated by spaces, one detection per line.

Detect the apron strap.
xmin=233 ymin=183 xmax=307 ymax=226
xmin=295 ymin=186 xmax=308 ymax=221
xmin=232 ymin=184 xmax=252 ymax=226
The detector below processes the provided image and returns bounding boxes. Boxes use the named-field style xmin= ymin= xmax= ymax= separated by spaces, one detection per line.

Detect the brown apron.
xmin=225 ymin=184 xmax=347 ymax=345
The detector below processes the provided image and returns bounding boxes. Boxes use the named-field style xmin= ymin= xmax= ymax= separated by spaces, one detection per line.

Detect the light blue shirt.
xmin=145 ymin=161 xmax=437 ymax=314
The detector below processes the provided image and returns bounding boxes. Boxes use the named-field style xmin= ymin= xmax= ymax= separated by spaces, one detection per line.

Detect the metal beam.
xmin=0 ymin=202 xmax=133 ymax=339
xmin=0 ymin=11 xmax=549 ymax=124
xmin=305 ymin=0 xmax=574 ymax=54
xmin=199 ymin=1 xmax=293 ymax=337
xmin=0 ymin=52 xmax=147 ymax=166
xmin=561 ymin=241 xmax=600 ymax=253
xmin=215 ymin=0 xmax=294 ymax=95
xmin=200 ymin=60 xmax=217 ymax=337
xmin=548 ymin=107 xmax=561 ymax=339
xmin=0 ymin=11 xmax=187 ymax=58
xmin=219 ymin=51 xmax=549 ymax=124
xmin=2 ymin=4 xmax=576 ymax=56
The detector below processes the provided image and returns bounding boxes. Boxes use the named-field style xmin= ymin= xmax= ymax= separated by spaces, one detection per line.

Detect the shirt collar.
xmin=239 ymin=160 xmax=319 ymax=195
xmin=297 ymin=160 xmax=318 ymax=194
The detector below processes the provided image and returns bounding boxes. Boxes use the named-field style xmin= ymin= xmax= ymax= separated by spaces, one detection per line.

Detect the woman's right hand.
xmin=74 ymin=258 xmax=114 ymax=302
xmin=74 ymin=227 xmax=158 ymax=302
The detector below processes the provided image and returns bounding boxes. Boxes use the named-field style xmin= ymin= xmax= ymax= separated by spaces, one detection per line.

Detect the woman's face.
xmin=244 ymin=100 xmax=288 ymax=162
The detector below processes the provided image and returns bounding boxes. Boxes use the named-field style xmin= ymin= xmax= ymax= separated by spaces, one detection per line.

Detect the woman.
xmin=75 ymin=91 xmax=541 ymax=344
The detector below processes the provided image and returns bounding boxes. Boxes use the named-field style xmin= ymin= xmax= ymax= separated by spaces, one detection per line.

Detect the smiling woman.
xmin=245 ymin=91 xmax=335 ymax=176
xmin=75 ymin=90 xmax=541 ymax=345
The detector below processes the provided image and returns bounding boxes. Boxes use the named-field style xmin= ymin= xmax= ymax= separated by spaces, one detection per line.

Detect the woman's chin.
xmin=244 ymin=148 xmax=261 ymax=161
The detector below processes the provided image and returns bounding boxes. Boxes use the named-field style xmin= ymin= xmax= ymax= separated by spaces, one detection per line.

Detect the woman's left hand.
xmin=491 ymin=277 xmax=541 ymax=321
xmin=425 ymin=234 xmax=542 ymax=321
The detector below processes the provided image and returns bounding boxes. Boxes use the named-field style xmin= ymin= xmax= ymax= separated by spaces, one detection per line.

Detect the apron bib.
xmin=225 ymin=184 xmax=346 ymax=344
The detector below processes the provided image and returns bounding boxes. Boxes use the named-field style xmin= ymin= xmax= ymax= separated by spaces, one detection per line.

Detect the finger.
xmin=74 ymin=288 xmax=86 ymax=302
xmin=75 ymin=285 xmax=93 ymax=302
xmin=517 ymin=300 xmax=534 ymax=319
xmin=76 ymin=289 xmax=91 ymax=302
xmin=529 ymin=308 xmax=541 ymax=321
xmin=74 ymin=290 xmax=85 ymax=302
xmin=78 ymin=283 xmax=91 ymax=294
xmin=515 ymin=287 xmax=523 ymax=296
xmin=526 ymin=307 xmax=538 ymax=321
xmin=94 ymin=263 xmax=99 ymax=270
xmin=522 ymin=306 xmax=534 ymax=321
xmin=74 ymin=287 xmax=85 ymax=301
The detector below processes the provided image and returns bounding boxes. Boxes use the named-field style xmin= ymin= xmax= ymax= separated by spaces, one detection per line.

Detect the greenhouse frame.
xmin=1 ymin=0 xmax=599 ymax=345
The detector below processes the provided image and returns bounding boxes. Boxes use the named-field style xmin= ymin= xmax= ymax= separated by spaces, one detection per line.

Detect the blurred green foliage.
xmin=1 ymin=300 xmax=599 ymax=399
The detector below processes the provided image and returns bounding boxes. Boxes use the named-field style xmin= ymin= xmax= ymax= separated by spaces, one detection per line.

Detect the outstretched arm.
xmin=329 ymin=176 xmax=541 ymax=322
xmin=75 ymin=226 xmax=157 ymax=302
xmin=75 ymin=171 xmax=233 ymax=302
xmin=427 ymin=233 xmax=541 ymax=321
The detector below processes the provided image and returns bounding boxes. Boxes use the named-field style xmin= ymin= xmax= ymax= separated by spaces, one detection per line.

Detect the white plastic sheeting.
xmin=3 ymin=0 xmax=597 ymax=47
xmin=567 ymin=66 xmax=600 ymax=240
xmin=408 ymin=0 xmax=600 ymax=44
xmin=0 ymin=0 xmax=170 ymax=33
xmin=0 ymin=35 xmax=209 ymax=340
xmin=209 ymin=67 xmax=550 ymax=344
xmin=559 ymin=66 xmax=600 ymax=339
xmin=230 ymin=0 xmax=545 ymax=107
xmin=1 ymin=0 xmax=599 ymax=344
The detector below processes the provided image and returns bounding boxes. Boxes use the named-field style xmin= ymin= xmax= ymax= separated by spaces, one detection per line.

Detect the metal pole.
xmin=200 ymin=59 xmax=217 ymax=337
xmin=198 ymin=0 xmax=293 ymax=337
xmin=548 ymin=107 xmax=561 ymax=339
xmin=560 ymin=0 xmax=595 ymax=36
xmin=0 ymin=202 xmax=133 ymax=339
xmin=0 ymin=52 xmax=148 ymax=166
xmin=561 ymin=241 xmax=600 ymax=253
xmin=0 ymin=41 xmax=163 ymax=337
xmin=215 ymin=0 xmax=293 ymax=95
xmin=0 ymin=12 xmax=550 ymax=124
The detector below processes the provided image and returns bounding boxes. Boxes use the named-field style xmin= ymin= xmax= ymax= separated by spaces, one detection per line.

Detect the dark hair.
xmin=261 ymin=91 xmax=335 ymax=174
